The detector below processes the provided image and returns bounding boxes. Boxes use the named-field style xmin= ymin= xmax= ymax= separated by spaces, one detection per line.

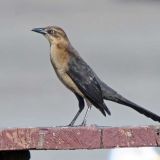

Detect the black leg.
xmin=68 ymin=93 xmax=85 ymax=126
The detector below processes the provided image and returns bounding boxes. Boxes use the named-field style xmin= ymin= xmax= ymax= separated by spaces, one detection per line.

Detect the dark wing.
xmin=67 ymin=51 xmax=111 ymax=116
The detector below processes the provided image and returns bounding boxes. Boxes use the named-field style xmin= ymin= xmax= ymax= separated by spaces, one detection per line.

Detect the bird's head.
xmin=32 ymin=26 xmax=69 ymax=47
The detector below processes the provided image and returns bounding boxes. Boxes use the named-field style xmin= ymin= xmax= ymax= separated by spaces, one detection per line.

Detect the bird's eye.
xmin=47 ymin=30 xmax=54 ymax=35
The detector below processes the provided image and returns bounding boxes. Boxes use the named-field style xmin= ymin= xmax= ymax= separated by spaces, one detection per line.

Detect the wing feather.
xmin=67 ymin=50 xmax=110 ymax=116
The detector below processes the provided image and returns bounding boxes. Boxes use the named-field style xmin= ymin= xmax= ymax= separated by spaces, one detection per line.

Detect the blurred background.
xmin=0 ymin=0 xmax=160 ymax=159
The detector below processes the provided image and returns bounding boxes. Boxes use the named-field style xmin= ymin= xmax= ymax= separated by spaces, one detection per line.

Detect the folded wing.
xmin=67 ymin=52 xmax=111 ymax=116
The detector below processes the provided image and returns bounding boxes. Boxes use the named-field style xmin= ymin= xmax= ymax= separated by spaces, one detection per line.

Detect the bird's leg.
xmin=68 ymin=93 xmax=85 ymax=127
xmin=81 ymin=107 xmax=90 ymax=126
xmin=68 ymin=109 xmax=83 ymax=126
xmin=80 ymin=99 xmax=92 ymax=126
xmin=56 ymin=111 xmax=82 ymax=127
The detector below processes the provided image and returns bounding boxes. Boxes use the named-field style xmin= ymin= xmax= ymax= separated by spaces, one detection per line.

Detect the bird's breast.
xmin=50 ymin=46 xmax=83 ymax=96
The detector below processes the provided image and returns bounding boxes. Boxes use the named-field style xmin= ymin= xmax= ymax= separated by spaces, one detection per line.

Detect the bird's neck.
xmin=50 ymin=43 xmax=70 ymax=71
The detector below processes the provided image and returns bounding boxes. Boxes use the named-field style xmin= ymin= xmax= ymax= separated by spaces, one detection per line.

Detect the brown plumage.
xmin=49 ymin=29 xmax=83 ymax=97
xmin=32 ymin=26 xmax=160 ymax=126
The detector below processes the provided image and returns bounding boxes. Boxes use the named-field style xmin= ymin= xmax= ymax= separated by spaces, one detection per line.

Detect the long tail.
xmin=99 ymin=81 xmax=160 ymax=122
xmin=114 ymin=94 xmax=160 ymax=122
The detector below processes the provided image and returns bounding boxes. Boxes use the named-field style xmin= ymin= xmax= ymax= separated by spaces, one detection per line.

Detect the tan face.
xmin=32 ymin=26 xmax=68 ymax=46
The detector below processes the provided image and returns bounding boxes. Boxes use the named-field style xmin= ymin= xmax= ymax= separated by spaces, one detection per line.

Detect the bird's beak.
xmin=32 ymin=27 xmax=47 ymax=35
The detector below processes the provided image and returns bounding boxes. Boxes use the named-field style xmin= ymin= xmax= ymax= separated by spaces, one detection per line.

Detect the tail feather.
xmin=113 ymin=94 xmax=160 ymax=123
xmin=98 ymin=80 xmax=160 ymax=122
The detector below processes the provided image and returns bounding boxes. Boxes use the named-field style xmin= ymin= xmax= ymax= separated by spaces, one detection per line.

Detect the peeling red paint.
xmin=0 ymin=126 xmax=159 ymax=150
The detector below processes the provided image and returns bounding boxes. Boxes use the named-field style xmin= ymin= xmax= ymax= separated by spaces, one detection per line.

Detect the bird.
xmin=32 ymin=25 xmax=160 ymax=126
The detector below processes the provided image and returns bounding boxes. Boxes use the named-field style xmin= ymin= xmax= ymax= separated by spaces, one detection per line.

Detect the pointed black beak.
xmin=32 ymin=27 xmax=47 ymax=35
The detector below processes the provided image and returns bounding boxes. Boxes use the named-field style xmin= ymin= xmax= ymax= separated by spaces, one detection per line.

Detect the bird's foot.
xmin=56 ymin=120 xmax=87 ymax=128
xmin=56 ymin=124 xmax=74 ymax=128
xmin=79 ymin=119 xmax=87 ymax=126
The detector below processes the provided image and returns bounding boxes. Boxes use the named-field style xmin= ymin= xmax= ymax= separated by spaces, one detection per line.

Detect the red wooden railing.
xmin=0 ymin=125 xmax=160 ymax=159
